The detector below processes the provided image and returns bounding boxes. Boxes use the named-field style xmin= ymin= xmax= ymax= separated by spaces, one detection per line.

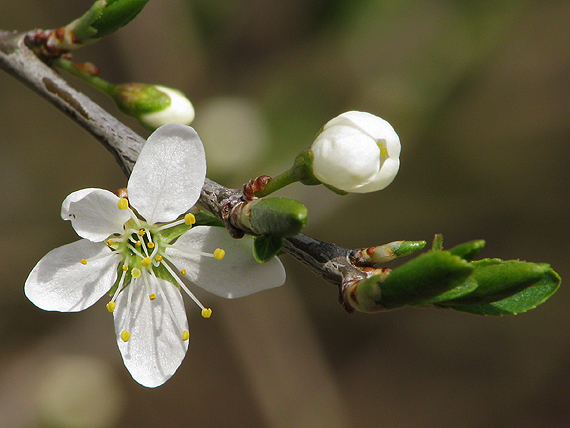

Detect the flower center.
xmin=80 ymin=198 xmax=225 ymax=343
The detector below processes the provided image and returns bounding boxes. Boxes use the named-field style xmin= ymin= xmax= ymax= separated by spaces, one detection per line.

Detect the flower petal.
xmin=25 ymin=240 xmax=119 ymax=312
xmin=165 ymin=226 xmax=286 ymax=298
xmin=127 ymin=124 xmax=206 ymax=225
xmin=350 ymin=158 xmax=400 ymax=193
xmin=61 ymin=188 xmax=130 ymax=242
xmin=113 ymin=276 xmax=189 ymax=388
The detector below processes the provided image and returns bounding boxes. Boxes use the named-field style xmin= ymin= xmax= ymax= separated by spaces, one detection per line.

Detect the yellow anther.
xmin=121 ymin=330 xmax=131 ymax=342
xmin=138 ymin=229 xmax=145 ymax=236
xmin=147 ymin=242 xmax=155 ymax=248
xmin=80 ymin=259 xmax=87 ymax=265
xmin=122 ymin=264 xmax=128 ymax=271
xmin=149 ymin=294 xmax=156 ymax=301
xmin=131 ymin=268 xmax=141 ymax=278
xmin=156 ymin=255 xmax=163 ymax=262
xmin=107 ymin=239 xmax=115 ymax=245
xmin=106 ymin=301 xmax=116 ymax=313
xmin=141 ymin=257 xmax=152 ymax=266
xmin=184 ymin=213 xmax=196 ymax=225
xmin=214 ymin=248 xmax=225 ymax=260
xmin=201 ymin=308 xmax=212 ymax=318
xmin=182 ymin=330 xmax=190 ymax=341
xmin=135 ymin=240 xmax=142 ymax=247
xmin=380 ymin=147 xmax=388 ymax=158
xmin=118 ymin=198 xmax=129 ymax=210
xmin=180 ymin=268 xmax=187 ymax=276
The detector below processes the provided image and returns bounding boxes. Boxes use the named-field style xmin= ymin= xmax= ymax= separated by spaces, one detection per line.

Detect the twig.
xmin=0 ymin=29 xmax=368 ymax=298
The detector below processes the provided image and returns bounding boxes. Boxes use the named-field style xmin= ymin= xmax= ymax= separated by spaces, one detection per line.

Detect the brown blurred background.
xmin=2 ymin=0 xmax=570 ymax=427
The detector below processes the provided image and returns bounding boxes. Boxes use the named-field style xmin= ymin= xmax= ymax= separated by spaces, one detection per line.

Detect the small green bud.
xmin=113 ymin=84 xmax=194 ymax=130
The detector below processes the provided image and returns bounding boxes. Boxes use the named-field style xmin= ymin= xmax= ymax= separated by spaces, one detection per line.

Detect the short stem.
xmin=54 ymin=57 xmax=117 ymax=96
xmin=254 ymin=167 xmax=300 ymax=197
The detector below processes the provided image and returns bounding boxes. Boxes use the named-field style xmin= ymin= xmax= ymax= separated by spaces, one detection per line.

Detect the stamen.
xmin=141 ymin=257 xmax=152 ymax=267
xmin=147 ymin=242 xmax=155 ymax=248
xmin=121 ymin=330 xmax=130 ymax=342
xmin=182 ymin=331 xmax=190 ymax=341
xmin=78 ymin=251 xmax=119 ymax=266
xmin=149 ymin=294 xmax=156 ymax=300
xmin=156 ymin=255 xmax=163 ymax=262
xmin=185 ymin=213 xmax=196 ymax=225
xmin=118 ymin=198 xmax=129 ymax=210
xmin=201 ymin=308 xmax=213 ymax=318
xmin=106 ymin=301 xmax=116 ymax=312
xmin=151 ymin=272 xmax=189 ymax=339
xmin=138 ymin=229 xmax=146 ymax=236
xmin=214 ymin=248 xmax=225 ymax=260
xmin=180 ymin=269 xmax=187 ymax=276
xmin=107 ymin=239 xmax=115 ymax=246
xmin=135 ymin=240 xmax=142 ymax=247
xmin=160 ymin=258 xmax=207 ymax=310
xmin=132 ymin=268 xmax=142 ymax=278
xmin=122 ymin=264 xmax=129 ymax=271
xmin=155 ymin=213 xmax=196 ymax=232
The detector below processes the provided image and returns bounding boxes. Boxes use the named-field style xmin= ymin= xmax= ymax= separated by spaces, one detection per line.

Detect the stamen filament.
xmin=159 ymin=258 xmax=206 ymax=310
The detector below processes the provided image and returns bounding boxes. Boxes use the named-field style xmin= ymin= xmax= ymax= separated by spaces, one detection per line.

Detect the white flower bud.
xmin=139 ymin=85 xmax=195 ymax=129
xmin=310 ymin=111 xmax=400 ymax=193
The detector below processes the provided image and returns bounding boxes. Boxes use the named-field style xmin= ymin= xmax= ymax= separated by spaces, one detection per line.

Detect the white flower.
xmin=24 ymin=124 xmax=285 ymax=388
xmin=310 ymin=111 xmax=401 ymax=193
xmin=139 ymin=85 xmax=195 ymax=129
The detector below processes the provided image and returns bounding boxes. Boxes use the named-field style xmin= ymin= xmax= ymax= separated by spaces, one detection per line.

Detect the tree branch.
xmin=0 ymin=29 xmax=368 ymax=300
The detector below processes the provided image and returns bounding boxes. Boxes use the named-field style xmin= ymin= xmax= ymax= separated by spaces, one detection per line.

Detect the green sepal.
xmin=377 ymin=251 xmax=474 ymax=310
xmin=253 ymin=235 xmax=284 ymax=263
xmin=292 ymin=150 xmax=322 ymax=186
xmin=74 ymin=0 xmax=150 ymax=41
xmin=448 ymin=240 xmax=486 ymax=261
xmin=113 ymin=83 xmax=171 ymax=116
xmin=438 ymin=259 xmax=552 ymax=306
xmin=445 ymin=268 xmax=561 ymax=315
xmin=431 ymin=233 xmax=443 ymax=251
xmin=156 ymin=222 xmax=193 ymax=244
xmin=248 ymin=197 xmax=307 ymax=238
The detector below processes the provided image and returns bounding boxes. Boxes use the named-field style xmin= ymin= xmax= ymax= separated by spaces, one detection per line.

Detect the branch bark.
xmin=0 ymin=30 xmax=368 ymax=299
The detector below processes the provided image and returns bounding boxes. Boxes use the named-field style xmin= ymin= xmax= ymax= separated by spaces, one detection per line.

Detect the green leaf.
xmin=423 ymin=276 xmax=479 ymax=304
xmin=71 ymin=0 xmax=150 ymax=42
xmin=446 ymin=268 xmax=561 ymax=315
xmin=377 ymin=251 xmax=474 ymax=310
xmin=448 ymin=240 xmax=486 ymax=261
xmin=90 ymin=0 xmax=150 ymax=39
xmin=253 ymin=235 xmax=284 ymax=263
xmin=438 ymin=259 xmax=552 ymax=306
xmin=248 ymin=198 xmax=307 ymax=238
xmin=193 ymin=211 xmax=224 ymax=227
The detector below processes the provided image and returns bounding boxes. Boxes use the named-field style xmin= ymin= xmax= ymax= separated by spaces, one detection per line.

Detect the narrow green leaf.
xmin=446 ymin=268 xmax=561 ymax=315
xmin=439 ymin=259 xmax=551 ymax=306
xmin=253 ymin=235 xmax=284 ymax=263
xmin=448 ymin=240 xmax=486 ymax=261
xmin=378 ymin=251 xmax=474 ymax=309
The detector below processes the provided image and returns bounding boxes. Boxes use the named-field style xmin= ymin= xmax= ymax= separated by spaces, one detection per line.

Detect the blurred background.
xmin=1 ymin=0 xmax=570 ymax=427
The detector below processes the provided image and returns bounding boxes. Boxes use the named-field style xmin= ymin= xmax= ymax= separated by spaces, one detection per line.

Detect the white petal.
xmin=350 ymin=158 xmax=400 ymax=193
xmin=165 ymin=226 xmax=286 ymax=299
xmin=113 ymin=276 xmax=189 ymax=388
xmin=25 ymin=240 xmax=119 ymax=312
xmin=61 ymin=188 xmax=130 ymax=242
xmin=139 ymin=86 xmax=195 ymax=129
xmin=127 ymin=124 xmax=206 ymax=225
